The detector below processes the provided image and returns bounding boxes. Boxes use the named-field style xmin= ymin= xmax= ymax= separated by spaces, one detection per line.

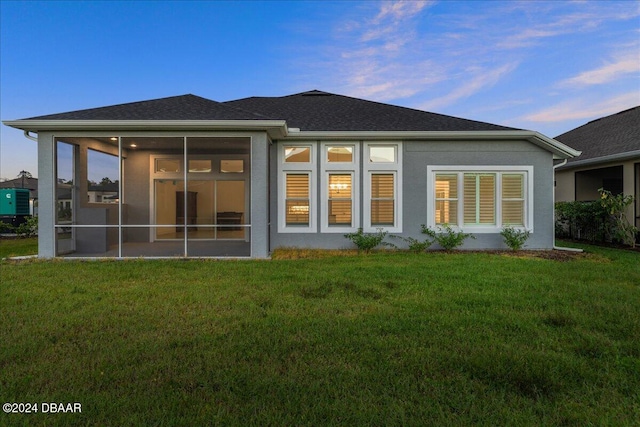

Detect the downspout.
xmin=24 ymin=130 xmax=38 ymax=142
xmin=553 ymin=159 xmax=583 ymax=252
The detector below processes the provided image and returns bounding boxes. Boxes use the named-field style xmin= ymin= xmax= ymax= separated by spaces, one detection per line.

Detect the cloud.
xmin=561 ymin=50 xmax=640 ymax=86
xmin=325 ymin=0 xmax=441 ymax=101
xmin=418 ymin=62 xmax=519 ymax=110
xmin=373 ymin=0 xmax=431 ymax=23
xmin=522 ymin=92 xmax=640 ymax=123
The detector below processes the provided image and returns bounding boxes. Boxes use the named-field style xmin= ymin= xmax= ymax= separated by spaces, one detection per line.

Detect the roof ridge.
xmin=228 ymin=90 xmax=518 ymax=130
xmin=556 ymin=105 xmax=640 ymax=138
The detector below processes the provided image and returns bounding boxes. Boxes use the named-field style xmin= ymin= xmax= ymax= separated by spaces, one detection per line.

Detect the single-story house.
xmin=3 ymin=90 xmax=579 ymax=258
xmin=554 ymin=106 xmax=639 ymax=233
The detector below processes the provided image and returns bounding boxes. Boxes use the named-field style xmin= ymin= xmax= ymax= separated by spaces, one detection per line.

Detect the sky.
xmin=1 ymin=0 xmax=639 ymax=180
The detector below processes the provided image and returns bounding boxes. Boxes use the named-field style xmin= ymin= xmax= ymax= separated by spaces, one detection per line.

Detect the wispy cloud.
xmin=419 ymin=62 xmax=519 ymax=110
xmin=326 ymin=0 xmax=441 ymax=101
xmin=561 ymin=49 xmax=640 ymax=86
xmin=523 ymin=92 xmax=640 ymax=123
xmin=291 ymin=0 xmax=639 ymax=133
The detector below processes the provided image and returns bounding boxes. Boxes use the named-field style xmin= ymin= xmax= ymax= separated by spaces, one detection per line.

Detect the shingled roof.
xmin=18 ymin=90 xmax=517 ymax=132
xmin=224 ymin=90 xmax=517 ymax=132
xmin=555 ymin=106 xmax=640 ymax=164
xmin=21 ymin=94 xmax=269 ymax=121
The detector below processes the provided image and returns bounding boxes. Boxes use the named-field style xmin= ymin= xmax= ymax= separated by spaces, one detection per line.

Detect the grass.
xmin=0 ymin=242 xmax=638 ymax=426
xmin=0 ymin=237 xmax=37 ymax=258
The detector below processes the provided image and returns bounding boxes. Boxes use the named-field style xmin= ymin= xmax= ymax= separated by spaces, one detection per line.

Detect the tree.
xmin=100 ymin=177 xmax=113 ymax=185
xmin=17 ymin=170 xmax=32 ymax=188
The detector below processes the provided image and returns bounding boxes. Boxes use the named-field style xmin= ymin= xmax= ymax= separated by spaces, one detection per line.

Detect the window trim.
xmin=426 ymin=166 xmax=533 ymax=233
xmin=278 ymin=144 xmax=316 ymax=233
xmin=320 ymin=142 xmax=359 ymax=233
xmin=363 ymin=142 xmax=402 ymax=232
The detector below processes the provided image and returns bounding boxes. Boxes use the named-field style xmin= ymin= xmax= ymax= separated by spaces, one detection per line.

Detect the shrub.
xmin=344 ymin=228 xmax=395 ymax=253
xmin=500 ymin=226 xmax=531 ymax=251
xmin=555 ymin=189 xmax=637 ymax=248
xmin=555 ymin=200 xmax=607 ymax=242
xmin=14 ymin=216 xmax=38 ymax=238
xmin=392 ymin=235 xmax=434 ymax=253
xmin=0 ymin=221 xmax=15 ymax=234
xmin=421 ymin=224 xmax=475 ymax=251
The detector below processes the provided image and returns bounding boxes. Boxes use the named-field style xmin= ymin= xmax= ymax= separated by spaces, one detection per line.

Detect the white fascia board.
xmin=2 ymin=120 xmax=289 ymax=139
xmin=556 ymin=149 xmax=640 ymax=170
xmin=283 ymin=130 xmax=581 ymax=159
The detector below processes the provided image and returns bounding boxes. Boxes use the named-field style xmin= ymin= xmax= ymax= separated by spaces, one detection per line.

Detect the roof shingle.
xmin=224 ymin=90 xmax=517 ymax=131
xmin=22 ymin=94 xmax=270 ymax=121
xmin=555 ymin=106 xmax=640 ymax=163
xmin=18 ymin=90 xmax=517 ymax=132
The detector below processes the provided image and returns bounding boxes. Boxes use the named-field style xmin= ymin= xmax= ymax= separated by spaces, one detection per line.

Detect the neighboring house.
xmin=0 ymin=176 xmax=38 ymax=215
xmin=554 ymin=106 xmax=640 ymax=233
xmin=3 ymin=91 xmax=579 ymax=258
xmin=88 ymin=182 xmax=119 ymax=204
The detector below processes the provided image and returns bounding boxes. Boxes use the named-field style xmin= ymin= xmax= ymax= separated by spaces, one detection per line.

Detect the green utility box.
xmin=1 ymin=189 xmax=30 ymax=215
xmin=1 ymin=189 xmax=31 ymax=229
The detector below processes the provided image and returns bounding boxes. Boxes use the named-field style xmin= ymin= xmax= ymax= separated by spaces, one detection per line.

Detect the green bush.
xmin=555 ymin=189 xmax=637 ymax=247
xmin=0 ymin=221 xmax=15 ymax=234
xmin=392 ymin=235 xmax=434 ymax=253
xmin=14 ymin=216 xmax=38 ymax=238
xmin=421 ymin=224 xmax=475 ymax=251
xmin=598 ymin=189 xmax=637 ymax=248
xmin=500 ymin=226 xmax=531 ymax=251
xmin=344 ymin=228 xmax=395 ymax=252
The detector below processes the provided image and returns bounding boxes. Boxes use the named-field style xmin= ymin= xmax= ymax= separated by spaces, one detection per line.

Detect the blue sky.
xmin=1 ymin=0 xmax=639 ymax=180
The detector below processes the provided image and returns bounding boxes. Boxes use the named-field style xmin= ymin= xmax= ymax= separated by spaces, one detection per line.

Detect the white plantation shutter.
xmin=371 ymin=173 xmax=394 ymax=225
xmin=328 ymin=174 xmax=352 ymax=226
xmin=285 ymin=173 xmax=310 ymax=225
xmin=502 ymin=174 xmax=525 ymax=226
xmin=463 ymin=174 xmax=495 ymax=225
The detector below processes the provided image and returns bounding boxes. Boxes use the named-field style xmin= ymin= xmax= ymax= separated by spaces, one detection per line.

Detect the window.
xmin=364 ymin=143 xmax=402 ymax=232
xmin=463 ymin=174 xmax=495 ymax=225
xmin=285 ymin=174 xmax=310 ymax=226
xmin=321 ymin=143 xmax=359 ymax=232
xmin=188 ymin=160 xmax=212 ymax=173
xmin=279 ymin=144 xmax=316 ymax=232
xmin=327 ymin=146 xmax=353 ymax=163
xmin=328 ymin=174 xmax=352 ymax=226
xmin=502 ymin=174 xmax=525 ymax=226
xmin=369 ymin=146 xmax=395 ymax=163
xmin=285 ymin=146 xmax=311 ymax=163
xmin=435 ymin=174 xmax=458 ymax=225
xmin=221 ymin=159 xmax=244 ymax=173
xmin=427 ymin=166 xmax=533 ymax=232
xmin=87 ymin=149 xmax=119 ymax=204
xmin=371 ymin=174 xmax=395 ymax=225
xmin=156 ymin=159 xmax=180 ymax=173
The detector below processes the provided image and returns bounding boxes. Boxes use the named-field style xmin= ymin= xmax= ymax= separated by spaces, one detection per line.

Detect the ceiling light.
xmin=130 ymin=143 xmax=137 ymax=148
xmin=110 ymin=137 xmax=117 ymax=141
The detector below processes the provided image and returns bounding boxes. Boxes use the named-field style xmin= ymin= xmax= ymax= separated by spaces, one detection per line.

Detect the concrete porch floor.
xmin=62 ymin=240 xmax=251 ymax=258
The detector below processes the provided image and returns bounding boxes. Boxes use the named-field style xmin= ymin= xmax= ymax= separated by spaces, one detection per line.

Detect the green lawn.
xmin=1 ymin=243 xmax=638 ymax=426
xmin=0 ymin=237 xmax=37 ymax=258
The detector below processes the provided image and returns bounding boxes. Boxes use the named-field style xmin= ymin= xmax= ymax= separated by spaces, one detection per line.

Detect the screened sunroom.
xmin=53 ymin=135 xmax=253 ymax=257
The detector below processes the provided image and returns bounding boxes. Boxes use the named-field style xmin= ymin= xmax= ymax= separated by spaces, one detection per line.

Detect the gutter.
xmin=552 ymin=159 xmax=583 ymax=252
xmin=23 ymin=130 xmax=38 ymax=142
xmin=556 ymin=149 xmax=640 ymax=170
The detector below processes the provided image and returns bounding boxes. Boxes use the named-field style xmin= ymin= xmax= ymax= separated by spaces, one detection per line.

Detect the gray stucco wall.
xmin=37 ymin=132 xmax=56 ymax=258
xmin=269 ymin=139 xmax=555 ymax=251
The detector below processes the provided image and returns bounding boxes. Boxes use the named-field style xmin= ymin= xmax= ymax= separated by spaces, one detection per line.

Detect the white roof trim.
xmin=2 ymin=119 xmax=289 ymax=139
xmin=557 ymin=149 xmax=640 ymax=170
xmin=284 ymin=130 xmax=581 ymax=159
xmin=2 ymin=120 xmax=580 ymax=159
